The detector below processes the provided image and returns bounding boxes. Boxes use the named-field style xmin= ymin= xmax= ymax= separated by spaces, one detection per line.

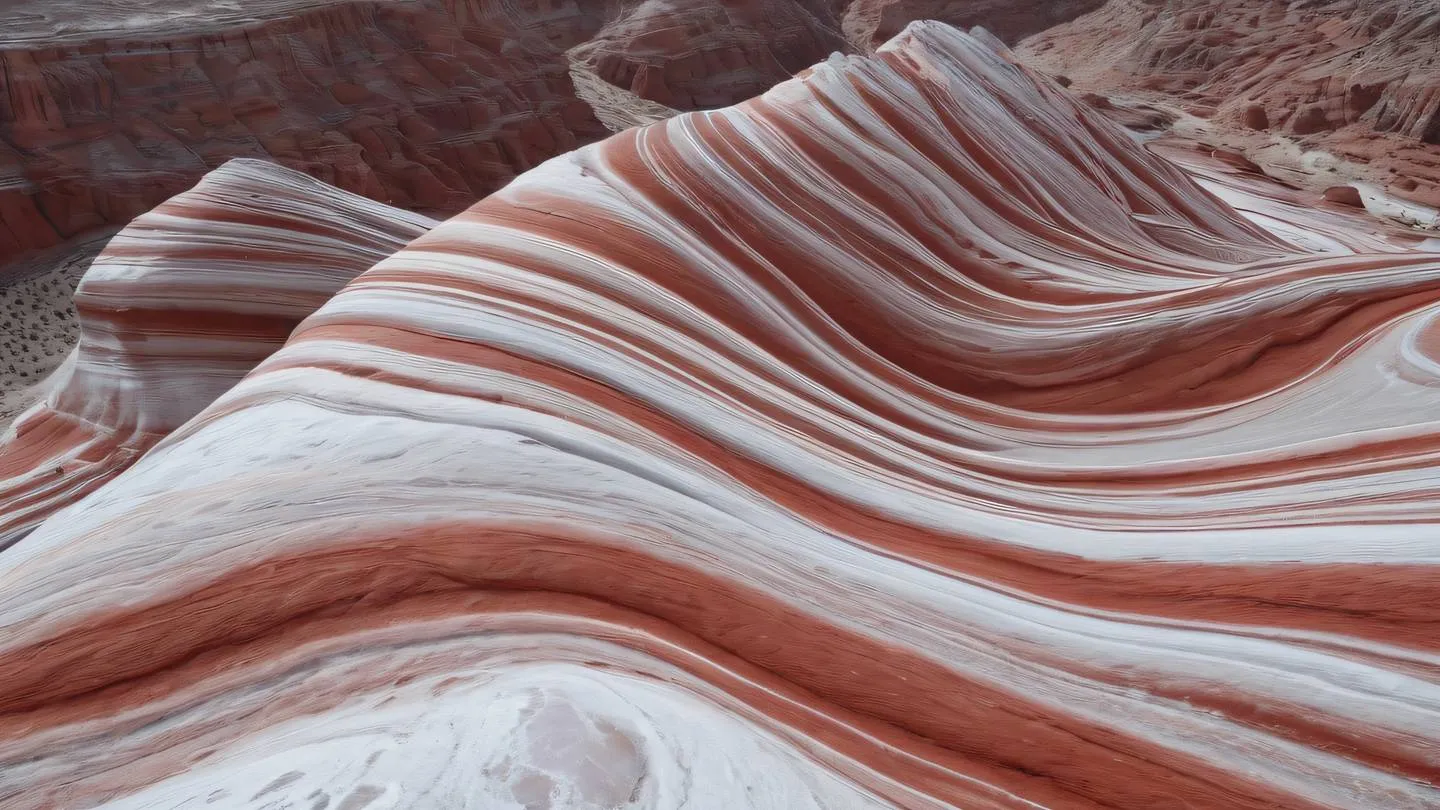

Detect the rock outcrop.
xmin=0 ymin=0 xmax=1222 ymax=270
xmin=1 ymin=24 xmax=1438 ymax=809
xmin=0 ymin=159 xmax=433 ymax=548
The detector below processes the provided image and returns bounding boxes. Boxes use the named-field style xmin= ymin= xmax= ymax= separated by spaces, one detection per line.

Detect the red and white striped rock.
xmin=1 ymin=23 xmax=1439 ymax=810
xmin=0 ymin=159 xmax=433 ymax=547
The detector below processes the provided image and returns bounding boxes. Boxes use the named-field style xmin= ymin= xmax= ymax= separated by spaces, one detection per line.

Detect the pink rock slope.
xmin=0 ymin=159 xmax=433 ymax=547
xmin=1 ymin=23 xmax=1439 ymax=809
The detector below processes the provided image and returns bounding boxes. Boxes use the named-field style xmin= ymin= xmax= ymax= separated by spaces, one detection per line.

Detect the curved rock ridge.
xmin=4 ymin=22 xmax=1440 ymax=809
xmin=0 ymin=159 xmax=434 ymax=548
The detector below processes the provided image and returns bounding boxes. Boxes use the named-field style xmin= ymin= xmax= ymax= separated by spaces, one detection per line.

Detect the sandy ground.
xmin=0 ymin=232 xmax=115 ymax=429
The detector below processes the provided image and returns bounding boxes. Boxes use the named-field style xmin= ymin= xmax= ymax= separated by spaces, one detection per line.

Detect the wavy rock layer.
xmin=0 ymin=159 xmax=433 ymax=547
xmin=3 ymin=23 xmax=1440 ymax=809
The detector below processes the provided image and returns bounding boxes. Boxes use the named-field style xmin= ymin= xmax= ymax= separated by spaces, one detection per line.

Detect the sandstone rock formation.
xmin=1020 ymin=0 xmax=1440 ymax=208
xmin=6 ymin=0 xmax=1439 ymax=271
xmin=1 ymin=24 xmax=1438 ymax=808
xmin=0 ymin=159 xmax=432 ymax=548
xmin=570 ymin=0 xmax=1115 ymax=110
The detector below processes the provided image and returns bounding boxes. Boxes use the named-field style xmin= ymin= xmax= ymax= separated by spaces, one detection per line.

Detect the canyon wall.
xmin=0 ymin=0 xmax=606 ymax=263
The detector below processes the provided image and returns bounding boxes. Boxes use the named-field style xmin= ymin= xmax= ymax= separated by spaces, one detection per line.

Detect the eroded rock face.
xmin=0 ymin=159 xmax=433 ymax=548
xmin=1020 ymin=0 xmax=1440 ymax=206
xmin=1 ymin=24 xmax=1439 ymax=809
xmin=566 ymin=0 xmax=1106 ymax=111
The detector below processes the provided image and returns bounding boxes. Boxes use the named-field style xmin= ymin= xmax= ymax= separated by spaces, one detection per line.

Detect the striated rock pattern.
xmin=1021 ymin=0 xmax=1440 ymax=207
xmin=0 ymin=0 xmax=415 ymax=45
xmin=0 ymin=159 xmax=433 ymax=548
xmin=7 ymin=0 xmax=1439 ymax=270
xmin=3 ymin=23 xmax=1440 ymax=809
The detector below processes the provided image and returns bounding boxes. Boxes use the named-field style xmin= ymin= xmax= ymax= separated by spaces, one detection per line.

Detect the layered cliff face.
xmin=0 ymin=159 xmax=433 ymax=548
xmin=1021 ymin=0 xmax=1440 ymax=208
xmin=1 ymin=24 xmax=1438 ymax=809
xmin=0 ymin=0 xmax=827 ymax=264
